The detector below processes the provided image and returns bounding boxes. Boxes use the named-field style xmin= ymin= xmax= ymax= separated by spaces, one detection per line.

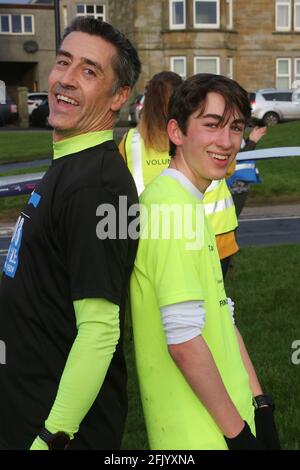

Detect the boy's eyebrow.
xmin=57 ymin=49 xmax=104 ymax=74
xmin=200 ymin=113 xmax=246 ymax=125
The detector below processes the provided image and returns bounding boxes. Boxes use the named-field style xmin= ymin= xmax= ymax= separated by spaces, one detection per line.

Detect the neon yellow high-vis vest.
xmin=130 ymin=172 xmax=254 ymax=449
xmin=124 ymin=128 xmax=170 ymax=195
xmin=204 ymin=179 xmax=238 ymax=235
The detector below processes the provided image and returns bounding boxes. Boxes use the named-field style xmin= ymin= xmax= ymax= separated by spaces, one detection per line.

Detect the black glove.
xmin=224 ymin=421 xmax=265 ymax=450
xmin=254 ymin=406 xmax=281 ymax=450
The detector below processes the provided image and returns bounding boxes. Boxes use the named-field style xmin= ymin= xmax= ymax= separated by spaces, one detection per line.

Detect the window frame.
xmin=169 ymin=0 xmax=186 ymax=30
xmin=193 ymin=0 xmax=220 ymax=29
xmin=276 ymin=58 xmax=292 ymax=88
xmin=294 ymin=0 xmax=300 ymax=30
xmin=226 ymin=0 xmax=233 ymax=29
xmin=0 ymin=14 xmax=34 ymax=35
xmin=170 ymin=56 xmax=187 ymax=79
xmin=76 ymin=4 xmax=106 ymax=21
xmin=294 ymin=58 xmax=300 ymax=82
xmin=275 ymin=0 xmax=291 ymax=32
xmin=194 ymin=56 xmax=220 ymax=75
xmin=226 ymin=57 xmax=233 ymax=79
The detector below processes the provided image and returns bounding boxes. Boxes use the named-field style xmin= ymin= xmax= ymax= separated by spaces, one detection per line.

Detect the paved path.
xmin=241 ymin=203 xmax=300 ymax=219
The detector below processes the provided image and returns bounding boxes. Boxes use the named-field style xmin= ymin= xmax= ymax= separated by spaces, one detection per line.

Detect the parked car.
xmin=0 ymin=94 xmax=18 ymax=126
xmin=128 ymin=93 xmax=145 ymax=126
xmin=249 ymin=88 xmax=300 ymax=126
xmin=27 ymin=92 xmax=48 ymax=116
xmin=30 ymin=97 xmax=51 ymax=128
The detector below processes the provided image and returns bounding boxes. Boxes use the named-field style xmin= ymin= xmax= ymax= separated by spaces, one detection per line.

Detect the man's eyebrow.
xmin=57 ymin=49 xmax=104 ymax=74
xmin=82 ymin=57 xmax=104 ymax=74
xmin=57 ymin=49 xmax=73 ymax=60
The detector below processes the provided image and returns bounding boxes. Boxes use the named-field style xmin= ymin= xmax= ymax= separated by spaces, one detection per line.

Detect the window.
xmin=169 ymin=0 xmax=186 ymax=29
xmin=194 ymin=0 xmax=219 ymax=28
xmin=276 ymin=58 xmax=291 ymax=88
xmin=276 ymin=0 xmax=291 ymax=31
xmin=263 ymin=92 xmax=292 ymax=101
xmin=295 ymin=0 xmax=300 ymax=30
xmin=0 ymin=14 xmax=34 ymax=34
xmin=226 ymin=0 xmax=232 ymax=29
xmin=76 ymin=4 xmax=106 ymax=21
xmin=170 ymin=57 xmax=187 ymax=79
xmin=194 ymin=56 xmax=220 ymax=74
xmin=226 ymin=58 xmax=233 ymax=79
xmin=295 ymin=58 xmax=300 ymax=81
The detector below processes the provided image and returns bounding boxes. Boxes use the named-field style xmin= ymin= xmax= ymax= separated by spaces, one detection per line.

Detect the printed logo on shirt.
xmin=3 ymin=215 xmax=24 ymax=278
xmin=28 ymin=191 xmax=41 ymax=208
xmin=219 ymin=298 xmax=228 ymax=308
xmin=146 ymin=158 xmax=170 ymax=166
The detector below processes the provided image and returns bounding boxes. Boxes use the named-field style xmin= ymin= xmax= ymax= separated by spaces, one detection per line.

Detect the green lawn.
xmin=246 ymin=121 xmax=300 ymax=204
xmin=0 ymin=131 xmax=52 ymax=164
xmin=122 ymin=244 xmax=300 ymax=450
xmin=0 ymin=122 xmax=300 ymax=220
xmin=0 ymin=167 xmax=48 ymax=222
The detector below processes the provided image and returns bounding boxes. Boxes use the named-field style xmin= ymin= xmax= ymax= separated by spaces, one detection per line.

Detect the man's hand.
xmin=224 ymin=421 xmax=265 ymax=450
xmin=254 ymin=406 xmax=281 ymax=450
xmin=30 ymin=436 xmax=48 ymax=450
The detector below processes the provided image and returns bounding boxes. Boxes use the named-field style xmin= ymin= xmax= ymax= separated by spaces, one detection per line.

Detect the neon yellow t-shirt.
xmin=130 ymin=170 xmax=254 ymax=450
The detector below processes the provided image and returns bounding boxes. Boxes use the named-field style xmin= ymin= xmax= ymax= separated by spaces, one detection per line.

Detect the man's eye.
xmin=57 ymin=60 xmax=68 ymax=66
xmin=84 ymin=69 xmax=96 ymax=76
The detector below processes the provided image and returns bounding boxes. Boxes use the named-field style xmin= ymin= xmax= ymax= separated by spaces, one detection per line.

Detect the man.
xmin=130 ymin=74 xmax=280 ymax=450
xmin=0 ymin=17 xmax=141 ymax=450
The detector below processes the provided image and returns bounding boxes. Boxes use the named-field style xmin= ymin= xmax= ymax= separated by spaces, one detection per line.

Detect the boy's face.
xmin=168 ymin=92 xmax=245 ymax=192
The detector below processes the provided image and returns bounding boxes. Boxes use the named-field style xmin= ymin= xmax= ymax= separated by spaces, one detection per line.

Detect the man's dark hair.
xmin=63 ymin=17 xmax=141 ymax=94
xmin=168 ymin=73 xmax=252 ymax=157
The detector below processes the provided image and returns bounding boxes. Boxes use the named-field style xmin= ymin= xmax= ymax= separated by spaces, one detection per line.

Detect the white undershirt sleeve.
xmin=227 ymin=297 xmax=235 ymax=325
xmin=160 ymin=300 xmax=206 ymax=345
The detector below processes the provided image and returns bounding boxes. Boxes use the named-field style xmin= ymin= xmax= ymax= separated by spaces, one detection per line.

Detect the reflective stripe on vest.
xmin=128 ymin=128 xmax=145 ymax=195
xmin=204 ymin=179 xmax=238 ymax=235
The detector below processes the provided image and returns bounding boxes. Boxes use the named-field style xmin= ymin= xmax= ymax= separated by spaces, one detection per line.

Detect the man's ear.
xmin=167 ymin=119 xmax=183 ymax=147
xmin=111 ymin=86 xmax=131 ymax=112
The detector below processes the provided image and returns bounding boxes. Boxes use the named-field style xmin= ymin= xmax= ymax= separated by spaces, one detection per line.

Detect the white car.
xmin=27 ymin=92 xmax=48 ymax=116
xmin=249 ymin=88 xmax=300 ymax=126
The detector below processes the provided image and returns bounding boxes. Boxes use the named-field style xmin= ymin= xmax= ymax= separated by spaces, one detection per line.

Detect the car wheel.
xmin=263 ymin=112 xmax=279 ymax=126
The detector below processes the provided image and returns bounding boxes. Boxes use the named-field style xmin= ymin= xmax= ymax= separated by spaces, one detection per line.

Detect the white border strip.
xmin=236 ymin=147 xmax=300 ymax=161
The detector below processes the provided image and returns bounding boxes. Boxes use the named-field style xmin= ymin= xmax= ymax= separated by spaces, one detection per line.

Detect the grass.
xmin=244 ymin=121 xmax=300 ymax=204
xmin=0 ymin=131 xmax=52 ymax=164
xmin=0 ymin=167 xmax=47 ymax=221
xmin=121 ymin=244 xmax=300 ymax=450
xmin=248 ymin=156 xmax=300 ymax=204
xmin=0 ymin=122 xmax=299 ymax=221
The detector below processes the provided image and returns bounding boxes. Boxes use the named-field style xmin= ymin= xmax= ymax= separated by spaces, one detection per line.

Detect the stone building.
xmin=1 ymin=0 xmax=300 ymax=100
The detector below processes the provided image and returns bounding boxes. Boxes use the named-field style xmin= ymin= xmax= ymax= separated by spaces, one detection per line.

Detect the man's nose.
xmin=59 ymin=66 xmax=78 ymax=89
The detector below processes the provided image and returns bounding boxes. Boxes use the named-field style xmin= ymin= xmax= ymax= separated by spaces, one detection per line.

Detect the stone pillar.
xmin=17 ymin=87 xmax=29 ymax=129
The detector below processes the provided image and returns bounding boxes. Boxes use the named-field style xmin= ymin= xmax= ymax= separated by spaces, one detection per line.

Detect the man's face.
xmin=168 ymin=92 xmax=245 ymax=192
xmin=48 ymin=31 xmax=127 ymax=141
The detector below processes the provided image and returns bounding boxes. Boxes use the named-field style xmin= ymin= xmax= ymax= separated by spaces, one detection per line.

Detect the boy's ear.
xmin=111 ymin=86 xmax=131 ymax=112
xmin=167 ymin=119 xmax=183 ymax=147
